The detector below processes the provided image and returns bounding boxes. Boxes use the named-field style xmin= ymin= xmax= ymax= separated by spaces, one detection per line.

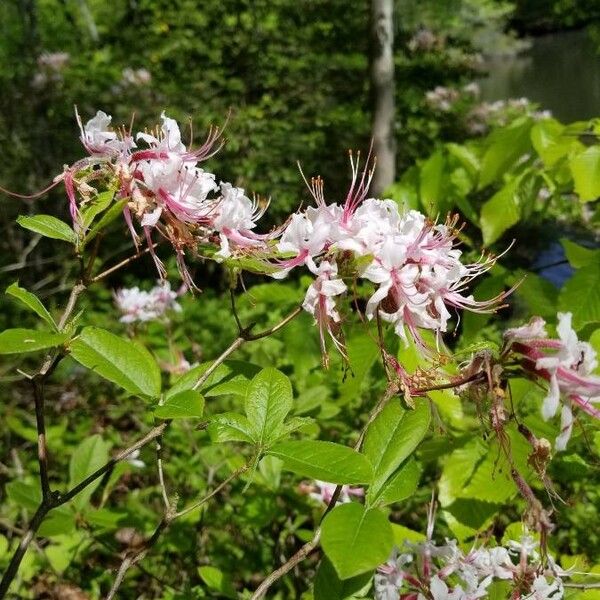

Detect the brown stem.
xmin=0 ymin=503 xmax=51 ymax=598
xmin=90 ymin=243 xmax=159 ymax=283
xmin=250 ymin=533 xmax=321 ymax=600
xmin=32 ymin=378 xmax=51 ymax=500
xmin=0 ymin=281 xmax=88 ymax=598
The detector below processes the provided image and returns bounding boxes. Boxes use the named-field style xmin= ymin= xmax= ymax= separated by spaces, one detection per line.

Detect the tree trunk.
xmin=369 ymin=0 xmax=396 ymax=197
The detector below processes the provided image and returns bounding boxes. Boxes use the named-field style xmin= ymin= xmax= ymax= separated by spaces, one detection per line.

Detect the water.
xmin=479 ymin=28 xmax=600 ymax=122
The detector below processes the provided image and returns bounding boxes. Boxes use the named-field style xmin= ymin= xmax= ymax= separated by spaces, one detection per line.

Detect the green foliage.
xmin=0 ymin=328 xmax=67 ymax=354
xmin=154 ymin=390 xmax=205 ymax=419
xmin=321 ymin=503 xmax=394 ymax=579
xmin=269 ymin=441 xmax=373 ymax=485
xmin=69 ymin=326 xmax=161 ymax=398
xmin=16 ymin=215 xmax=77 ymax=244
xmin=5 ymin=282 xmax=57 ymax=330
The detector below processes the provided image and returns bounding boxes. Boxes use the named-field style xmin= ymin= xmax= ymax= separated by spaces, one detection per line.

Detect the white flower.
xmin=114 ymin=281 xmax=181 ymax=323
xmin=136 ymin=111 xmax=186 ymax=154
xmin=78 ymin=110 xmax=133 ymax=157
xmin=530 ymin=575 xmax=564 ymax=599
xmin=507 ymin=312 xmax=600 ymax=448
xmin=308 ymin=480 xmax=363 ymax=505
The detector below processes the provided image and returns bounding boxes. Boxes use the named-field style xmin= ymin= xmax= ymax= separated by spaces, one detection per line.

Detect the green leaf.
xmin=17 ymin=214 xmax=77 ymax=244
xmin=447 ymin=142 xmax=480 ymax=178
xmin=419 ymin=150 xmax=448 ymax=217
xmin=38 ymin=507 xmax=77 ymax=537
xmin=6 ymin=480 xmax=41 ymax=512
xmin=371 ymin=458 xmax=422 ymax=508
xmin=480 ymin=178 xmax=520 ymax=245
xmin=558 ymin=263 xmax=600 ymax=330
xmin=321 ymin=503 xmax=393 ymax=579
xmin=82 ymin=198 xmax=128 ymax=247
xmin=5 ymin=282 xmax=57 ymax=330
xmin=314 ymin=557 xmax=372 ymax=600
xmin=154 ymin=390 xmax=204 ymax=419
xmin=198 ymin=566 xmax=236 ymax=598
xmin=531 ymin=119 xmax=574 ymax=167
xmin=69 ymin=326 xmax=161 ymax=398
xmin=363 ymin=401 xmax=430 ymax=500
xmin=0 ymin=328 xmax=67 ymax=354
xmin=68 ymin=434 xmax=111 ymax=510
xmin=84 ymin=508 xmax=126 ymax=530
xmin=208 ymin=412 xmax=255 ymax=444
xmin=570 ymin=145 xmax=600 ymax=201
xmin=167 ymin=360 xmax=260 ymax=399
xmin=560 ymin=238 xmax=600 ymax=268
xmin=244 ymin=368 xmax=293 ymax=446
xmin=44 ymin=532 xmax=85 ymax=574
xmin=268 ymin=440 xmax=373 ymax=485
xmin=479 ymin=117 xmax=532 ymax=188
xmin=514 ymin=272 xmax=558 ymax=319
xmin=81 ymin=190 xmax=116 ymax=228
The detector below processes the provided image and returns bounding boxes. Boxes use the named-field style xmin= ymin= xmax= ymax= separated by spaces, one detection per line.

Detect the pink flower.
xmin=302 ymin=261 xmax=347 ymax=365
xmin=505 ymin=312 xmax=600 ymax=449
xmin=305 ymin=480 xmax=363 ymax=505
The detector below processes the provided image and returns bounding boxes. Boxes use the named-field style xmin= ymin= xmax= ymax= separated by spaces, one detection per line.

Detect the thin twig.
xmin=250 ymin=533 xmax=321 ymax=600
xmin=60 ymin=423 xmax=169 ymax=505
xmin=91 ymin=243 xmax=159 ymax=283
xmin=175 ymin=464 xmax=249 ymax=519
xmin=156 ymin=435 xmax=171 ymax=512
xmin=192 ymin=337 xmax=245 ymax=391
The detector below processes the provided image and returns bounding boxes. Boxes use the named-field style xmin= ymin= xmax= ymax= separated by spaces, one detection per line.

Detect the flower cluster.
xmin=63 ymin=111 xmax=509 ymax=358
xmin=70 ymin=110 xmax=270 ymax=287
xmin=114 ymin=281 xmax=182 ymax=323
xmin=274 ymin=154 xmax=509 ymax=359
xmin=375 ymin=534 xmax=567 ymax=600
xmin=505 ymin=312 xmax=600 ymax=450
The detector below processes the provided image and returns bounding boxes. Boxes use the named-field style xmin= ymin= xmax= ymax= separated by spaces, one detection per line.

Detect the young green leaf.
xmin=154 ymin=390 xmax=204 ymax=419
xmin=82 ymin=198 xmax=128 ymax=247
xmin=0 ymin=328 xmax=67 ymax=354
xmin=570 ymin=145 xmax=600 ymax=201
xmin=68 ymin=434 xmax=111 ymax=510
xmin=479 ymin=117 xmax=532 ymax=188
xmin=166 ymin=360 xmax=260 ymax=399
xmin=81 ymin=189 xmax=116 ymax=228
xmin=198 ymin=566 xmax=236 ymax=599
xmin=244 ymin=368 xmax=293 ymax=446
xmin=69 ymin=326 xmax=161 ymax=398
xmin=321 ymin=503 xmax=394 ymax=579
xmin=369 ymin=458 xmax=422 ymax=508
xmin=5 ymin=282 xmax=57 ymax=330
xmin=480 ymin=178 xmax=520 ymax=246
xmin=268 ymin=440 xmax=373 ymax=485
xmin=363 ymin=401 xmax=430 ymax=499
xmin=17 ymin=214 xmax=77 ymax=244
xmin=560 ymin=238 xmax=600 ymax=269
xmin=314 ymin=557 xmax=373 ymax=600
xmin=558 ymin=263 xmax=600 ymax=330
xmin=208 ymin=412 xmax=255 ymax=444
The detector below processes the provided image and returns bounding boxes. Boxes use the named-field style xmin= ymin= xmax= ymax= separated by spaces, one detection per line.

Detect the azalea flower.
xmin=505 ymin=312 xmax=600 ymax=449
xmin=375 ymin=534 xmax=567 ymax=600
xmin=114 ymin=281 xmax=182 ymax=323
xmin=302 ymin=260 xmax=347 ymax=365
